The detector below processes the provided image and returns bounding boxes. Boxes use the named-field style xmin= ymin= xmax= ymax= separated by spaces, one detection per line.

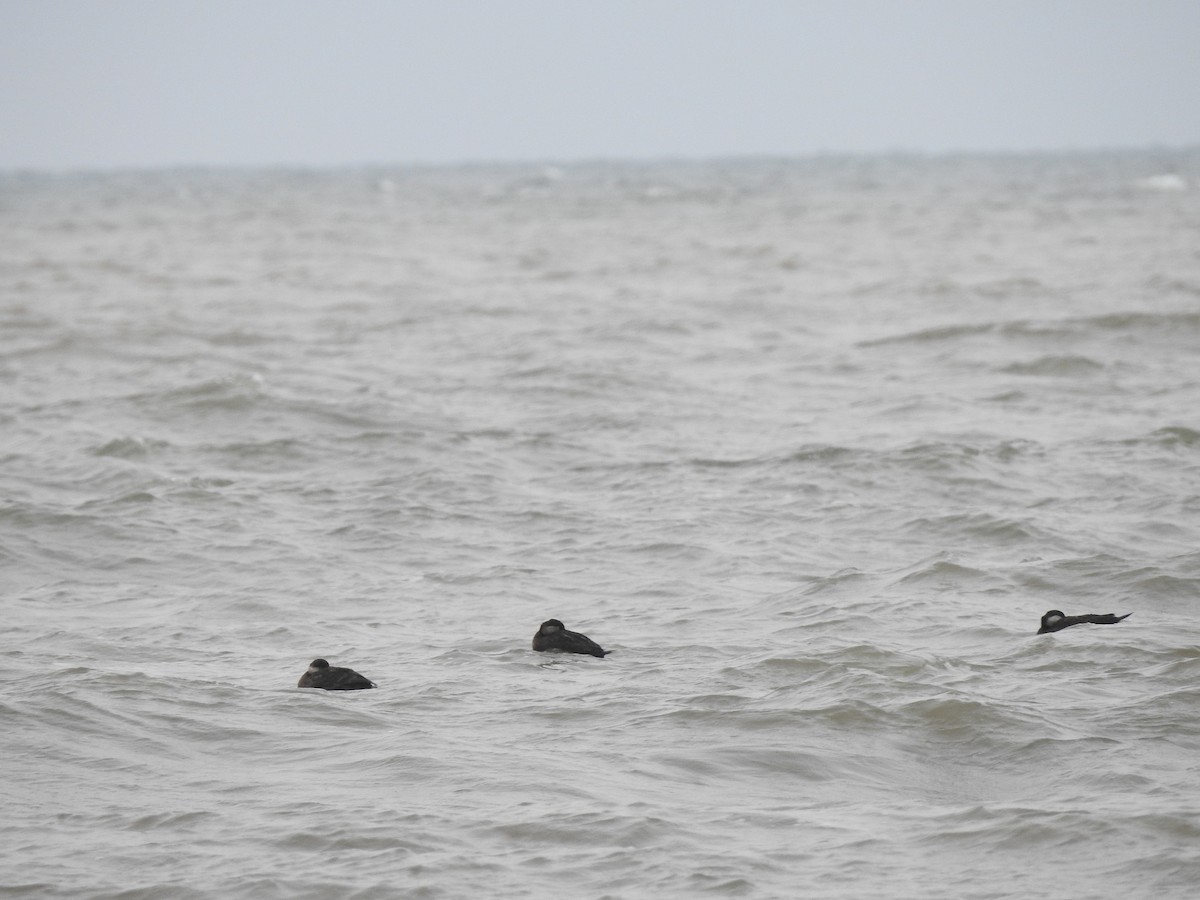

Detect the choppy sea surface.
xmin=3 ymin=152 xmax=1200 ymax=899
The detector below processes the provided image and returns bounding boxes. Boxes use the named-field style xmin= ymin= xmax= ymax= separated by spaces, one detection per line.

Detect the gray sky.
xmin=2 ymin=0 xmax=1198 ymax=169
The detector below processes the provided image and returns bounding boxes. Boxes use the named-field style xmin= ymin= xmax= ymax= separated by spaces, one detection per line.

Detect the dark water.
xmin=3 ymin=152 xmax=1200 ymax=898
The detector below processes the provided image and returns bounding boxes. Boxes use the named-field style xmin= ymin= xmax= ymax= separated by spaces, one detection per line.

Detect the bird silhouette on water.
xmin=532 ymin=619 xmax=609 ymax=657
xmin=1037 ymin=610 xmax=1131 ymax=634
xmin=297 ymin=658 xmax=376 ymax=690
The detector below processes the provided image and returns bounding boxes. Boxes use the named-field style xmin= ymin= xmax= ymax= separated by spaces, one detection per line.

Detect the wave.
xmin=1002 ymin=354 xmax=1104 ymax=376
xmin=900 ymin=512 xmax=1064 ymax=548
xmin=1121 ymin=425 xmax=1200 ymax=448
xmin=862 ymin=309 xmax=1200 ymax=348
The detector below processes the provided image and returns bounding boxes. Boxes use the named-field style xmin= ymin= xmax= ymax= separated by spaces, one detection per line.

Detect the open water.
xmin=3 ymin=151 xmax=1200 ymax=899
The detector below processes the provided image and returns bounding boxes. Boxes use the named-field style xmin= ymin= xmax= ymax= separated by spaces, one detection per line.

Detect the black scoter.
xmin=297 ymin=658 xmax=376 ymax=690
xmin=532 ymin=619 xmax=609 ymax=657
xmin=1037 ymin=610 xmax=1131 ymax=634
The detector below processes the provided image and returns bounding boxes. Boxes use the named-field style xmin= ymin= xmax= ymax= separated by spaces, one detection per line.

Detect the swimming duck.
xmin=532 ymin=619 xmax=609 ymax=657
xmin=297 ymin=658 xmax=376 ymax=690
xmin=1037 ymin=610 xmax=1131 ymax=634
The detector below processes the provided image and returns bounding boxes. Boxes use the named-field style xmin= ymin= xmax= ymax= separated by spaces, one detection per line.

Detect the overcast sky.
xmin=2 ymin=0 xmax=1198 ymax=169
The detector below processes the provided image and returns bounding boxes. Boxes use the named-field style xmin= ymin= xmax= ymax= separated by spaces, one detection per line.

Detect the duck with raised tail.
xmin=1037 ymin=610 xmax=1131 ymax=634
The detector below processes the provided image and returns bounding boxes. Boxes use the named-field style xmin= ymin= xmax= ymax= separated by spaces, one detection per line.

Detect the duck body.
xmin=532 ymin=619 xmax=608 ymax=657
xmin=1037 ymin=610 xmax=1131 ymax=634
xmin=297 ymin=658 xmax=376 ymax=690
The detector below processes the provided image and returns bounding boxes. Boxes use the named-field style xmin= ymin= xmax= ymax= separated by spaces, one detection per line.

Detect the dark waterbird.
xmin=532 ymin=619 xmax=609 ymax=657
xmin=297 ymin=658 xmax=376 ymax=690
xmin=1037 ymin=610 xmax=1132 ymax=634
